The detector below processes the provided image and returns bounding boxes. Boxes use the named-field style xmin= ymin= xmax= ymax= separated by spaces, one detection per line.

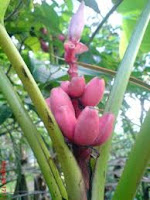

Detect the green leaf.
xmin=114 ymin=0 xmax=150 ymax=57
xmin=0 ymin=0 xmax=10 ymax=23
xmin=120 ymin=12 xmax=150 ymax=57
xmin=65 ymin=0 xmax=73 ymax=10
xmin=24 ymin=54 xmax=67 ymax=83
xmin=24 ymin=37 xmax=40 ymax=52
xmin=77 ymin=0 xmax=100 ymax=13
xmin=112 ymin=109 xmax=150 ymax=200
xmin=0 ymin=104 xmax=12 ymax=124
xmin=34 ymin=2 xmax=60 ymax=33
xmin=115 ymin=0 xmax=147 ymax=13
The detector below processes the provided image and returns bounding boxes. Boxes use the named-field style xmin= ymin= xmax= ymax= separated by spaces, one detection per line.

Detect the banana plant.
xmin=0 ymin=1 xmax=150 ymax=200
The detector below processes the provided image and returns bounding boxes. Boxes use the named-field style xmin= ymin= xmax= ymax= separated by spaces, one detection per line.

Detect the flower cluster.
xmin=46 ymin=1 xmax=115 ymax=147
xmin=46 ymin=77 xmax=114 ymax=146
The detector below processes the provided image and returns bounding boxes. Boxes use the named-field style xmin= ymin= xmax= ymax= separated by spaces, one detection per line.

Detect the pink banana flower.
xmin=80 ymin=77 xmax=105 ymax=106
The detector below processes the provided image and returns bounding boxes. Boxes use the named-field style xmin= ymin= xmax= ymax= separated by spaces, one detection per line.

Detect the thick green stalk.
xmin=0 ymin=24 xmax=86 ymax=200
xmin=91 ymin=1 xmax=150 ymax=199
xmin=0 ymin=67 xmax=67 ymax=200
xmin=112 ymin=109 xmax=150 ymax=200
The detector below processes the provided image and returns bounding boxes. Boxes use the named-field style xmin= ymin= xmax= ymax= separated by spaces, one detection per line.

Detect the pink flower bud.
xmin=80 ymin=77 xmax=105 ymax=106
xmin=68 ymin=1 xmax=85 ymax=42
xmin=60 ymin=81 xmax=70 ymax=94
xmin=50 ymin=87 xmax=75 ymax=115
xmin=54 ymin=106 xmax=77 ymax=140
xmin=71 ymin=99 xmax=82 ymax=118
xmin=58 ymin=34 xmax=65 ymax=42
xmin=74 ymin=107 xmax=99 ymax=146
xmin=40 ymin=38 xmax=49 ymax=52
xmin=68 ymin=76 xmax=85 ymax=97
xmin=93 ymin=113 xmax=115 ymax=146
xmin=40 ymin=27 xmax=48 ymax=35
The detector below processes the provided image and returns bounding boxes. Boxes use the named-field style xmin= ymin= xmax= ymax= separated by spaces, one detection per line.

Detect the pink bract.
xmin=68 ymin=1 xmax=85 ymax=42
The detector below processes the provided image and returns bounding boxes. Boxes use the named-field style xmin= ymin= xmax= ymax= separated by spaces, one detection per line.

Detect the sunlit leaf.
xmin=113 ymin=0 xmax=150 ymax=57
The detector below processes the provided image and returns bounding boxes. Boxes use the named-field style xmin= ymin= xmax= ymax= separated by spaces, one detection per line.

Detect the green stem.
xmin=112 ymin=109 xmax=150 ymax=200
xmin=49 ymin=34 xmax=55 ymax=64
xmin=78 ymin=61 xmax=150 ymax=92
xmin=91 ymin=1 xmax=150 ymax=199
xmin=0 ymin=24 xmax=86 ymax=200
xmin=0 ymin=67 xmax=67 ymax=200
xmin=0 ymin=0 xmax=10 ymax=24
